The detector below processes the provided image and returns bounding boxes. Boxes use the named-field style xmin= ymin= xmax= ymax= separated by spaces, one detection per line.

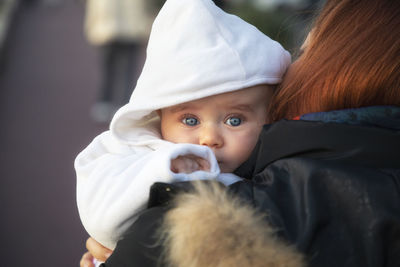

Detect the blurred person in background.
xmin=84 ymin=0 xmax=158 ymax=123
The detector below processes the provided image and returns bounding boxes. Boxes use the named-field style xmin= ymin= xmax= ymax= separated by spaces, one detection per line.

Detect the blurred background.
xmin=0 ymin=0 xmax=322 ymax=266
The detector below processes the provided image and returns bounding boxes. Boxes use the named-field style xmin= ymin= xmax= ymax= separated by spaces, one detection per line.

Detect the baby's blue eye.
xmin=182 ymin=117 xmax=199 ymax=126
xmin=226 ymin=117 xmax=242 ymax=126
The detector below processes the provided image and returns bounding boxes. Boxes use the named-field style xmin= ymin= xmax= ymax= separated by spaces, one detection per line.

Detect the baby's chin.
xmin=218 ymin=162 xmax=235 ymax=173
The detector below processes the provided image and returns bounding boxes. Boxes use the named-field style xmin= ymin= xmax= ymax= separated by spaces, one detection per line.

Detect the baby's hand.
xmin=81 ymin=237 xmax=112 ymax=266
xmin=171 ymin=155 xmax=210 ymax=173
xmin=80 ymin=251 xmax=95 ymax=267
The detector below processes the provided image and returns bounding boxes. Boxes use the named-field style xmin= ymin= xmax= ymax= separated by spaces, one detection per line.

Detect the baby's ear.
xmin=264 ymin=112 xmax=272 ymax=124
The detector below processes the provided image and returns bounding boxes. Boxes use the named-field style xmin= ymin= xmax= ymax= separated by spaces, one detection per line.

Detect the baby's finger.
xmin=86 ymin=237 xmax=112 ymax=262
xmin=80 ymin=251 xmax=95 ymax=267
xmin=171 ymin=157 xmax=185 ymax=173
xmin=182 ymin=155 xmax=210 ymax=172
xmin=195 ymin=157 xmax=210 ymax=171
xmin=171 ymin=156 xmax=197 ymax=173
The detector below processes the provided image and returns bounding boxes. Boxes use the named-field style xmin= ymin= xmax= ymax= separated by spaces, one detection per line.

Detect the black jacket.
xmin=104 ymin=106 xmax=400 ymax=267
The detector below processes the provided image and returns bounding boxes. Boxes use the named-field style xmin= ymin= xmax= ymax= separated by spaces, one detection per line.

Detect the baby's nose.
xmin=199 ymin=125 xmax=223 ymax=148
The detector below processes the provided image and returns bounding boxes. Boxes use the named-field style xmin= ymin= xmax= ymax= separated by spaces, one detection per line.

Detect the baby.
xmin=75 ymin=0 xmax=290 ymax=253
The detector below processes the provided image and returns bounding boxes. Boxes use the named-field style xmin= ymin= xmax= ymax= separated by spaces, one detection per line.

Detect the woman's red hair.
xmin=269 ymin=0 xmax=400 ymax=121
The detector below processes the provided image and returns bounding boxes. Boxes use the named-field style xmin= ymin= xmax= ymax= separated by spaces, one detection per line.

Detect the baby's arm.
xmin=75 ymin=131 xmax=219 ymax=249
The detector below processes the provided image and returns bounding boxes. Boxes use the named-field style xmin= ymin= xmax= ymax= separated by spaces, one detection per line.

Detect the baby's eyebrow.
xmin=168 ymin=103 xmax=254 ymax=113
xmin=228 ymin=104 xmax=254 ymax=112
xmin=168 ymin=104 xmax=196 ymax=113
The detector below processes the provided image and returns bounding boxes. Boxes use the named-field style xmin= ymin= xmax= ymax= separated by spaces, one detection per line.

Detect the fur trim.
xmin=161 ymin=181 xmax=305 ymax=267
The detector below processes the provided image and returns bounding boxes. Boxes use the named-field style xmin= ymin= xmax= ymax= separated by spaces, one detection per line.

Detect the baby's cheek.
xmin=164 ymin=131 xmax=197 ymax=144
xmin=244 ymin=129 xmax=262 ymax=153
xmin=235 ymin=137 xmax=258 ymax=163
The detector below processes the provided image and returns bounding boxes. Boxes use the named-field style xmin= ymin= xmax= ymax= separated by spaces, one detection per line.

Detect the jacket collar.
xmin=298 ymin=106 xmax=400 ymax=130
xmin=235 ymin=106 xmax=400 ymax=179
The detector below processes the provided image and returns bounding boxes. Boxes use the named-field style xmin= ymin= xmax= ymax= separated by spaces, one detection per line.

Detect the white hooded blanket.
xmin=75 ymin=0 xmax=291 ymax=249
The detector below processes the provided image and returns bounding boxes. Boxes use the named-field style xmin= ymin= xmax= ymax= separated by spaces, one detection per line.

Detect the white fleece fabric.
xmin=76 ymin=132 xmax=231 ymax=249
xmin=75 ymin=0 xmax=291 ymax=250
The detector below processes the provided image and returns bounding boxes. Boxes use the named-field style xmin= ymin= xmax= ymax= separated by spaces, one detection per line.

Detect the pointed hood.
xmin=110 ymin=0 xmax=291 ymax=145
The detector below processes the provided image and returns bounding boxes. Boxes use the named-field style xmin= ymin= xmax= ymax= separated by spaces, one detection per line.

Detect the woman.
xmin=81 ymin=0 xmax=400 ymax=266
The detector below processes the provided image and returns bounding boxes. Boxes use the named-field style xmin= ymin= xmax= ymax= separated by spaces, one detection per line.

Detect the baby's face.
xmin=160 ymin=85 xmax=273 ymax=172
